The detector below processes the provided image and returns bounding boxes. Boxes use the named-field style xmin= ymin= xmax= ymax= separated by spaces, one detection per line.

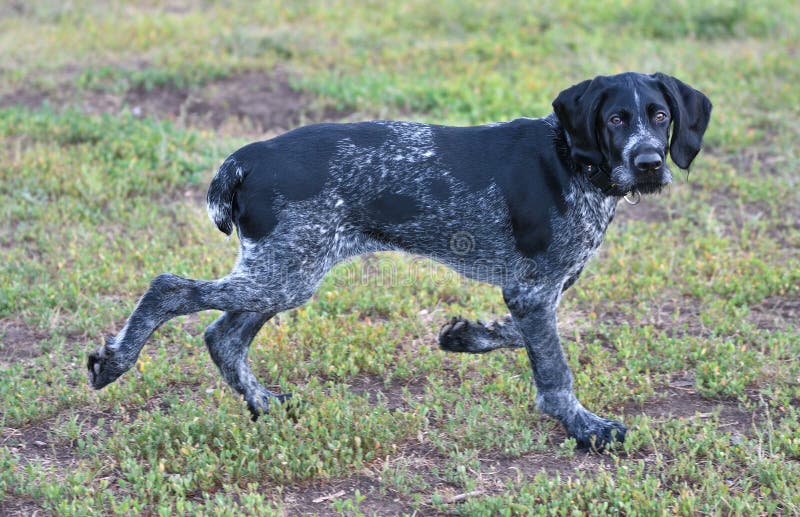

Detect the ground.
xmin=1 ymin=1 xmax=799 ymax=515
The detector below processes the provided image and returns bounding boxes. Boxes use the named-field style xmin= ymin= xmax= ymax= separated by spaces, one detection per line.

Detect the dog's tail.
xmin=206 ymin=158 xmax=244 ymax=235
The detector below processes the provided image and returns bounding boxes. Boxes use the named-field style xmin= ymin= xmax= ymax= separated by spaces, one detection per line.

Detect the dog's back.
xmin=207 ymin=118 xmax=573 ymax=279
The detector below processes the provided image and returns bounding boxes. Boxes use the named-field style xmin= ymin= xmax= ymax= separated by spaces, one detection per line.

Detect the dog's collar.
xmin=584 ymin=164 xmax=616 ymax=195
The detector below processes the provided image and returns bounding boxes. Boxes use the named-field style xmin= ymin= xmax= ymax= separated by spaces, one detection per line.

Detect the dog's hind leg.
xmin=438 ymin=315 xmax=525 ymax=353
xmin=204 ymin=311 xmax=292 ymax=418
xmin=87 ymin=267 xmax=321 ymax=390
xmin=87 ymin=216 xmax=341 ymax=401
xmin=87 ymin=273 xmax=269 ymax=390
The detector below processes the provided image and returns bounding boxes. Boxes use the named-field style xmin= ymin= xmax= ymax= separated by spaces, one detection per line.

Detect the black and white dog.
xmin=88 ymin=72 xmax=711 ymax=449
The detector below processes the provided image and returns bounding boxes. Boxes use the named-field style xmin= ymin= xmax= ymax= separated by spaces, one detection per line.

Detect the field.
xmin=1 ymin=1 xmax=799 ymax=515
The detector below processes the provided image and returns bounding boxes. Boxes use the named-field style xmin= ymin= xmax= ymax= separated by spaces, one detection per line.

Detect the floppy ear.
xmin=652 ymin=73 xmax=713 ymax=170
xmin=552 ymin=76 xmax=608 ymax=167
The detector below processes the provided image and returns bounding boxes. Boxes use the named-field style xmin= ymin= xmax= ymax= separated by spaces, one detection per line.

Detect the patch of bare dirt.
xmin=585 ymin=291 xmax=708 ymax=343
xmin=768 ymin=218 xmax=800 ymax=249
xmin=280 ymin=442 xmax=446 ymax=516
xmin=122 ymin=69 xmax=335 ymax=132
xmin=280 ymin=438 xmax=617 ymax=516
xmin=0 ymin=497 xmax=46 ymax=517
xmin=2 ymin=423 xmax=79 ymax=467
xmin=485 ymin=446 xmax=616 ymax=483
xmin=647 ymin=294 xmax=708 ymax=337
xmin=345 ymin=374 xmax=427 ymax=412
xmin=627 ymin=387 xmax=755 ymax=432
xmin=0 ymin=68 xmax=348 ymax=134
xmin=282 ymin=472 xmax=431 ymax=517
xmin=0 ymin=89 xmax=51 ymax=111
xmin=1 ymin=405 xmax=118 ymax=465
xmin=0 ymin=319 xmax=49 ymax=362
xmin=614 ymin=197 xmax=672 ymax=225
xmin=747 ymin=296 xmax=800 ymax=332
xmin=722 ymin=146 xmax=789 ymax=179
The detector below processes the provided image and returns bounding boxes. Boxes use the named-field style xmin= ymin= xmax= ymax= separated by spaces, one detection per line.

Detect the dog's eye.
xmin=654 ymin=111 xmax=668 ymax=122
xmin=609 ymin=115 xmax=623 ymax=126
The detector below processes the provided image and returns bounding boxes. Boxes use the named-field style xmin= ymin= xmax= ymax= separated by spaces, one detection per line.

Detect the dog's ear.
xmin=552 ymin=76 xmax=608 ymax=167
xmin=652 ymin=73 xmax=713 ymax=170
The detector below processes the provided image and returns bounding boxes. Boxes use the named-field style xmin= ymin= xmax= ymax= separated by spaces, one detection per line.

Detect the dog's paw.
xmin=87 ymin=337 xmax=126 ymax=390
xmin=438 ymin=315 xmax=523 ymax=353
xmin=438 ymin=316 xmax=477 ymax=352
xmin=246 ymin=391 xmax=296 ymax=421
xmin=565 ymin=410 xmax=627 ymax=452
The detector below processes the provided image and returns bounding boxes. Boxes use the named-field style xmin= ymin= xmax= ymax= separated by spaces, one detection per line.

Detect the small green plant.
xmin=330 ymin=490 xmax=367 ymax=516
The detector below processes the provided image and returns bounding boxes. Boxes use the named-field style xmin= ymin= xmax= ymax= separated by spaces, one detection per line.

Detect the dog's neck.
xmin=570 ymin=169 xmax=619 ymax=231
xmin=540 ymin=114 xmax=618 ymax=238
xmin=546 ymin=113 xmax=618 ymax=196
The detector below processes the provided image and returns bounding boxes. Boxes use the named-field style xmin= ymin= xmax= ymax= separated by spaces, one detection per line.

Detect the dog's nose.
xmin=634 ymin=153 xmax=663 ymax=172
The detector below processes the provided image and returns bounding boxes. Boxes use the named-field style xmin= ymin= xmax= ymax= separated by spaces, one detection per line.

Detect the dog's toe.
xmin=86 ymin=346 xmax=106 ymax=389
xmin=566 ymin=411 xmax=627 ymax=452
xmin=438 ymin=316 xmax=467 ymax=341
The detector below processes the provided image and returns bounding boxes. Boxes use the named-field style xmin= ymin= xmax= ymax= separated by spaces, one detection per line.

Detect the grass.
xmin=1 ymin=0 xmax=799 ymax=515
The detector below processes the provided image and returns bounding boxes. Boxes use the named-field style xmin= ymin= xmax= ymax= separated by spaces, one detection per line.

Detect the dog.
xmin=88 ymin=72 xmax=711 ymax=449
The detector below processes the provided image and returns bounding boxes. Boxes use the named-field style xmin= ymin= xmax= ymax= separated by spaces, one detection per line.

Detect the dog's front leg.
xmin=502 ymin=283 xmax=626 ymax=450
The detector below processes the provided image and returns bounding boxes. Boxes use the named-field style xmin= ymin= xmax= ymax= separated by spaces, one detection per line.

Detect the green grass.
xmin=1 ymin=0 xmax=799 ymax=515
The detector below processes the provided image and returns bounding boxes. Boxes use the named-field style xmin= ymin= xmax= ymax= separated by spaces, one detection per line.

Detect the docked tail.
xmin=206 ymin=158 xmax=244 ymax=235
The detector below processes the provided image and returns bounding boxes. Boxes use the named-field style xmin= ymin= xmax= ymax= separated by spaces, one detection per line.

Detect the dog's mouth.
xmin=631 ymin=166 xmax=672 ymax=195
xmin=631 ymin=180 xmax=668 ymax=195
xmin=609 ymin=164 xmax=672 ymax=198
xmin=610 ymin=176 xmax=671 ymax=198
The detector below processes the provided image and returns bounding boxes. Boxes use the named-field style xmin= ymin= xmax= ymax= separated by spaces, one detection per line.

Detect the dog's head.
xmin=553 ymin=72 xmax=712 ymax=196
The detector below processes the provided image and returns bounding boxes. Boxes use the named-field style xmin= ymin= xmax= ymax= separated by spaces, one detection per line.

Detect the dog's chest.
xmin=553 ymin=184 xmax=617 ymax=280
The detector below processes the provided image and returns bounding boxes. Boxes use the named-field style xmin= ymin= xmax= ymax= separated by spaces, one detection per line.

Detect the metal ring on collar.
xmin=624 ymin=191 xmax=641 ymax=205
